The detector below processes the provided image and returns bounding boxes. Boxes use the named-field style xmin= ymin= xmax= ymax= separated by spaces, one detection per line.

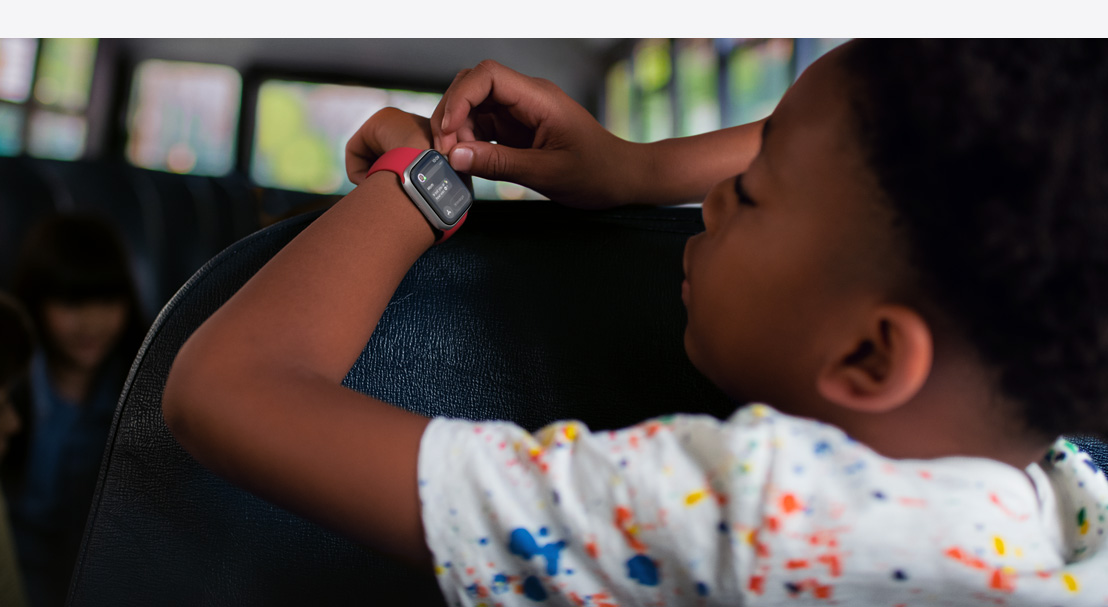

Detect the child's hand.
xmin=346 ymin=108 xmax=434 ymax=186
xmin=431 ymin=60 xmax=636 ymax=209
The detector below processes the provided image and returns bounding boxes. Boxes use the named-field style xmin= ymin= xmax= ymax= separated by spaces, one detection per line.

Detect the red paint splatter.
xmin=753 ymin=531 xmax=771 ymax=558
xmin=786 ymin=559 xmax=810 ymax=569
xmin=585 ymin=540 xmax=599 ymax=559
xmin=629 ymin=435 xmax=640 ymax=449
xmin=818 ymin=554 xmax=842 ymax=577
xmin=749 ymin=575 xmax=766 ymax=595
xmin=989 ymin=568 xmax=1016 ymax=593
xmin=646 ymin=423 xmax=662 ymax=437
xmin=989 ymin=493 xmax=1030 ymax=521
xmin=780 ymin=493 xmax=803 ymax=515
xmin=766 ymin=516 xmax=780 ymax=532
xmin=615 ymin=506 xmax=648 ymax=552
xmin=897 ymin=497 xmax=928 ymax=508
xmin=945 ymin=547 xmax=988 ymax=570
xmin=918 ymin=470 xmax=932 ymax=480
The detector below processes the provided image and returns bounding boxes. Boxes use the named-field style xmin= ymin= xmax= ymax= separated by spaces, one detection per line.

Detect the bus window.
xmin=724 ymin=38 xmax=794 ymax=127
xmin=27 ymin=38 xmax=97 ymax=160
xmin=250 ymin=79 xmax=441 ymax=195
xmin=675 ymin=38 xmax=721 ymax=137
xmin=634 ymin=38 xmax=674 ymax=143
xmin=604 ymin=59 xmax=633 ymax=141
xmin=125 ymin=60 xmax=242 ymax=176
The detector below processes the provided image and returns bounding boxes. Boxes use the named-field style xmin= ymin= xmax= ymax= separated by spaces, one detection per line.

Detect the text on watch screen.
xmin=412 ymin=152 xmax=469 ymax=223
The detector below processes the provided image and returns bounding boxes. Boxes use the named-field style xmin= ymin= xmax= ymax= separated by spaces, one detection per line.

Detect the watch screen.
xmin=409 ymin=151 xmax=472 ymax=224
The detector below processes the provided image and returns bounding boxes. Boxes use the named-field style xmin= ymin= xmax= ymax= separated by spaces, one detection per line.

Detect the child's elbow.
xmin=162 ymin=333 xmax=216 ymax=449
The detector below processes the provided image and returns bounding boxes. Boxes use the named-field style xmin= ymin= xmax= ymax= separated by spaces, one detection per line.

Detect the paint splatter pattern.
xmin=417 ymin=404 xmax=1108 ymax=605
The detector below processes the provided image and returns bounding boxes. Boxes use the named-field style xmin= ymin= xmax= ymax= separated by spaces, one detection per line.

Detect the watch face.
xmin=408 ymin=150 xmax=473 ymax=225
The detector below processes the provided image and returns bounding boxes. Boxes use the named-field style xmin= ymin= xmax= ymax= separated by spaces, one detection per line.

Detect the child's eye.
xmin=733 ymin=175 xmax=756 ymax=207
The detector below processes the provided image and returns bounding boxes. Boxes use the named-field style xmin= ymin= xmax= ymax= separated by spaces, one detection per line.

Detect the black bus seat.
xmin=0 ymin=157 xmax=57 ymax=290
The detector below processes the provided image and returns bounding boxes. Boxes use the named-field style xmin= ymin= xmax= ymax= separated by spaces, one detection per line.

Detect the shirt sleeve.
xmin=417 ymin=410 xmax=775 ymax=606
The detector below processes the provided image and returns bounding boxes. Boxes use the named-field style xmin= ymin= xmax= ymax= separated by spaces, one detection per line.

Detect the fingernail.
xmin=441 ymin=110 xmax=452 ymax=132
xmin=450 ymin=146 xmax=474 ymax=172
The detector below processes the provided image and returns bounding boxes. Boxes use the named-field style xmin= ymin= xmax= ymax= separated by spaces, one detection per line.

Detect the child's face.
xmin=682 ymin=44 xmax=901 ymax=410
xmin=42 ymin=298 xmax=129 ymax=372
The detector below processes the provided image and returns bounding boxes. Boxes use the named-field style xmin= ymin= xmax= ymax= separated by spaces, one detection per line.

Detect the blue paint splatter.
xmin=465 ymin=583 xmax=481 ymax=598
xmin=509 ymin=528 xmax=567 ymax=575
xmin=627 ymin=554 xmax=659 ymax=586
xmin=522 ymin=575 xmax=548 ymax=601
xmin=892 ymin=569 xmax=908 ymax=581
xmin=1085 ymin=458 xmax=1100 ymax=474
xmin=814 ymin=441 xmax=831 ymax=456
xmin=479 ymin=537 xmax=489 ymax=545
xmin=491 ymin=573 xmax=510 ymax=595
xmin=844 ymin=460 xmax=866 ymax=474
xmin=718 ymin=521 xmax=729 ymax=533
xmin=696 ymin=581 xmax=709 ymax=596
xmin=872 ymin=491 xmax=886 ymax=500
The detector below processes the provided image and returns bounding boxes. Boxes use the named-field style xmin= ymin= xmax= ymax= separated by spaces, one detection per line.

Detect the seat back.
xmin=68 ymin=202 xmax=734 ymax=606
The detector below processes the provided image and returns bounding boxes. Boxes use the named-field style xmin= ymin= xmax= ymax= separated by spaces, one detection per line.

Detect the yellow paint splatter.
xmin=1062 ymin=573 xmax=1079 ymax=593
xmin=994 ymin=536 xmax=1006 ymax=556
xmin=1015 ymin=547 xmax=1023 ymax=558
xmin=563 ymin=423 xmax=579 ymax=442
xmin=686 ymin=489 xmax=709 ymax=506
xmin=751 ymin=404 xmax=769 ymax=418
xmin=434 ymin=565 xmax=446 ymax=576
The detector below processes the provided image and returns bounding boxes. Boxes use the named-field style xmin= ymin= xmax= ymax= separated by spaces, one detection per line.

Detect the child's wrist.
xmin=355 ymin=171 xmax=437 ymax=251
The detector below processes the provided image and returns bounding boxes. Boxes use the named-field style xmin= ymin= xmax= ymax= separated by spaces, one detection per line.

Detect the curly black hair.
xmin=841 ymin=39 xmax=1108 ymax=441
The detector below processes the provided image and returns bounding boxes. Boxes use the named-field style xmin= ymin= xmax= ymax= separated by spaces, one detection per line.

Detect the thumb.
xmin=449 ymin=142 xmax=544 ymax=185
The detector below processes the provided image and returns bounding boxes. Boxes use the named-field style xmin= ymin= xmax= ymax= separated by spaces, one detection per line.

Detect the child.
xmin=0 ymin=292 xmax=32 ymax=607
xmin=7 ymin=214 xmax=147 ymax=607
xmin=164 ymin=40 xmax=1108 ymax=605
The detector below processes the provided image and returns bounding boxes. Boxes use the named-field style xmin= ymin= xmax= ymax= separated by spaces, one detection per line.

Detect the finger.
xmin=345 ymin=118 xmax=379 ymax=186
xmin=432 ymin=69 xmax=471 ymax=152
xmin=448 ymin=140 xmax=563 ymax=189
xmin=438 ymin=60 xmax=551 ymax=140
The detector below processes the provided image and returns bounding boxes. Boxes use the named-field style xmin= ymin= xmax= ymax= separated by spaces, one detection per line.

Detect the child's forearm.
xmin=627 ymin=118 xmax=767 ymax=206
xmin=163 ymin=173 xmax=435 ymax=566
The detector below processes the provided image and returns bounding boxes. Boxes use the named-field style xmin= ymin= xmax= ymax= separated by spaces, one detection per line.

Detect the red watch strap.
xmin=365 ymin=147 xmax=422 ymax=181
xmin=366 ymin=147 xmax=463 ymax=244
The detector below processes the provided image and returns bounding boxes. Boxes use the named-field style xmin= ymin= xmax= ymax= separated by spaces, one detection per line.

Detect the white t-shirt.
xmin=418 ymin=404 xmax=1108 ymax=606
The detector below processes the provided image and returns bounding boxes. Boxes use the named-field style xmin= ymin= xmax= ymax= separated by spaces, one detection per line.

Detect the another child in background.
xmin=164 ymin=40 xmax=1108 ymax=605
xmin=0 ymin=292 xmax=32 ymax=607
xmin=5 ymin=214 xmax=146 ymax=607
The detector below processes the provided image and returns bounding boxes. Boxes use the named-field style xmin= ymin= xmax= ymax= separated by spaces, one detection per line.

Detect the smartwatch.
xmin=366 ymin=147 xmax=473 ymax=243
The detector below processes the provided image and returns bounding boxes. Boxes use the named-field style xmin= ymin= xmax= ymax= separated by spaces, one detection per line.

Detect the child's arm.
xmin=419 ymin=59 xmax=765 ymax=208
xmin=162 ymin=109 xmax=438 ymax=569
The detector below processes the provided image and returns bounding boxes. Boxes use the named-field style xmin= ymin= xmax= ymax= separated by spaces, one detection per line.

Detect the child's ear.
xmin=816 ymin=305 xmax=933 ymax=413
